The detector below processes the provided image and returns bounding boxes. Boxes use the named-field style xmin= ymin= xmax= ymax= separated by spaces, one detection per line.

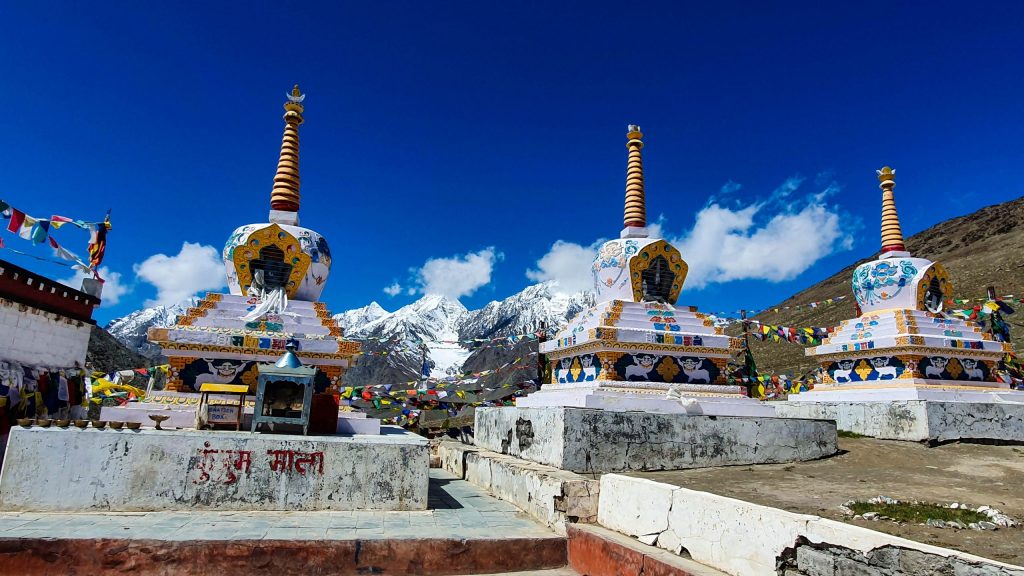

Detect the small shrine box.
xmin=252 ymin=344 xmax=317 ymax=435
xmin=196 ymin=383 xmax=249 ymax=431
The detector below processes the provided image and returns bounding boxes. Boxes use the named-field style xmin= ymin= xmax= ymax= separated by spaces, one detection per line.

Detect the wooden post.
xmin=987 ymin=286 xmax=999 ymax=340
xmin=419 ymin=343 xmax=429 ymax=389
xmin=537 ymin=321 xmax=549 ymax=388
xmin=740 ymin=309 xmax=754 ymax=397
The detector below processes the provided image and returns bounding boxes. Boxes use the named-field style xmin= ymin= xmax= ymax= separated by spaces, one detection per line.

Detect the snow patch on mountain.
xmin=460 ymin=282 xmax=594 ymax=340
xmin=104 ymin=297 xmax=198 ymax=359
xmin=332 ymin=301 xmax=388 ymax=333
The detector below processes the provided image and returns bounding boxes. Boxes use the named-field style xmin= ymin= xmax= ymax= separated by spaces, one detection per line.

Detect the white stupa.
xmin=518 ymin=125 xmax=772 ymax=417
xmin=779 ymin=167 xmax=1024 ymax=442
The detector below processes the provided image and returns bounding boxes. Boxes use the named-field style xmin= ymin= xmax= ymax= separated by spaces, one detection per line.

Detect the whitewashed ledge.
xmin=597 ymin=474 xmax=1024 ymax=576
xmin=0 ymin=426 xmax=428 ymax=512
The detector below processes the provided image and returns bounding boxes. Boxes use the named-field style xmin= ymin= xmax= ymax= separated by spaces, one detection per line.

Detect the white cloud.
xmin=525 ymin=239 xmax=603 ymax=295
xmin=134 ymin=242 xmax=226 ymax=307
xmin=770 ymin=175 xmax=805 ymax=201
xmin=410 ymin=247 xmax=501 ymax=300
xmin=58 ymin=266 xmax=129 ymax=307
xmin=383 ymin=282 xmax=402 ymax=297
xmin=671 ymin=176 xmax=852 ymax=289
xmin=528 ymin=176 xmax=854 ymax=293
xmin=720 ymin=180 xmax=743 ymax=195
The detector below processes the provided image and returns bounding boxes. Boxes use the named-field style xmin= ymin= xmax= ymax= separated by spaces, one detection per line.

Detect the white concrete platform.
xmin=786 ymin=383 xmax=1024 ymax=403
xmin=0 ymin=426 xmax=428 ymax=512
xmin=774 ymin=391 xmax=1024 ymax=440
xmin=474 ymin=406 xmax=838 ymax=473
xmin=516 ymin=381 xmax=775 ymax=417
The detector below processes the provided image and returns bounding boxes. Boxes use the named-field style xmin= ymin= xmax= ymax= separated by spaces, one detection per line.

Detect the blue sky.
xmin=2 ymin=1 xmax=1023 ymax=325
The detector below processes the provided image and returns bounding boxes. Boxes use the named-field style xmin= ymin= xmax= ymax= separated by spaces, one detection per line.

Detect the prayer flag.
xmin=49 ymin=215 xmax=89 ymax=230
xmin=29 ymin=220 xmax=50 ymax=244
xmin=7 ymin=209 xmax=26 ymax=234
xmin=17 ymin=215 xmax=37 ymax=240
xmin=88 ymin=213 xmax=111 ymax=269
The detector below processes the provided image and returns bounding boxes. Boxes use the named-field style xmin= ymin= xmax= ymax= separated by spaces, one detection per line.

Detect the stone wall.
xmin=439 ymin=440 xmax=598 ymax=534
xmin=774 ymin=400 xmax=1024 ymax=443
xmin=781 ymin=542 xmax=1024 ymax=576
xmin=474 ymin=406 xmax=838 ymax=472
xmin=0 ymin=296 xmax=91 ymax=368
xmin=0 ymin=426 xmax=429 ymax=511
xmin=596 ymin=474 xmax=1023 ymax=576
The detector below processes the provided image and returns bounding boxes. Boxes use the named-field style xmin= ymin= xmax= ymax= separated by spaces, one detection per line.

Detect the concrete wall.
xmin=597 ymin=474 xmax=1023 ymax=576
xmin=439 ymin=440 xmax=598 ymax=534
xmin=0 ymin=297 xmax=91 ymax=367
xmin=474 ymin=406 xmax=838 ymax=472
xmin=0 ymin=426 xmax=429 ymax=511
xmin=774 ymin=400 xmax=1024 ymax=443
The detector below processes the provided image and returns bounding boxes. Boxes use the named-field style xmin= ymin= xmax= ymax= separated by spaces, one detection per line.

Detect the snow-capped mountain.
xmin=459 ymin=282 xmax=595 ymax=341
xmin=104 ymin=298 xmax=198 ymax=360
xmin=99 ymin=283 xmax=594 ymax=388
xmin=342 ymin=294 xmax=471 ymax=385
xmin=332 ymin=301 xmax=388 ymax=333
xmin=343 ymin=283 xmax=593 ymax=388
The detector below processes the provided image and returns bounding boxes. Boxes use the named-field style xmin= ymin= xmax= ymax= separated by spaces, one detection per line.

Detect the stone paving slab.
xmin=0 ymin=470 xmax=556 ymax=542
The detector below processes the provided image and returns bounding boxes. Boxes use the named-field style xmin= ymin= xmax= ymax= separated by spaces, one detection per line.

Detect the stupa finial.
xmin=877 ymin=166 xmax=906 ymax=255
xmin=623 ymin=125 xmax=647 ymax=229
xmin=270 ymin=85 xmax=305 ymax=213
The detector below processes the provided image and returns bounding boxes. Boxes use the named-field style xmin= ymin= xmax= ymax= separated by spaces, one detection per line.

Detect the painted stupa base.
xmin=0 ymin=426 xmax=427 ymax=511
xmin=517 ymin=381 xmax=775 ymax=417
xmin=473 ymin=406 xmax=837 ymax=473
xmin=541 ymin=301 xmax=738 ymax=380
xmin=808 ymin=309 xmax=1011 ymax=388
xmin=796 ymin=304 xmax=1024 ymax=442
xmin=148 ymin=293 xmax=360 ymax=393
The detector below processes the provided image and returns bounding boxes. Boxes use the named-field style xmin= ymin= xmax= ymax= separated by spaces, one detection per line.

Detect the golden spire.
xmin=877 ymin=166 xmax=906 ymax=254
xmin=270 ymin=85 xmax=306 ymax=213
xmin=623 ymin=125 xmax=647 ymax=229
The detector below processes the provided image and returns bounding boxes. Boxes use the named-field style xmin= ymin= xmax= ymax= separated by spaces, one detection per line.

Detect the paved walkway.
xmin=0 ymin=469 xmax=558 ymax=542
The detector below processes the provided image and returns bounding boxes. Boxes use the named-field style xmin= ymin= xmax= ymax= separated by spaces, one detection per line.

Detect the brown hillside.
xmin=735 ymin=196 xmax=1024 ymax=377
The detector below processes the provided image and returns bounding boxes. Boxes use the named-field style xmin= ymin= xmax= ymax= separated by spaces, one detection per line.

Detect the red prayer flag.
xmin=6 ymin=208 xmax=25 ymax=233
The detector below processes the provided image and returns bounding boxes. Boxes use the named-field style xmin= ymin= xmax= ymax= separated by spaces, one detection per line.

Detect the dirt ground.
xmin=628 ymin=437 xmax=1024 ymax=566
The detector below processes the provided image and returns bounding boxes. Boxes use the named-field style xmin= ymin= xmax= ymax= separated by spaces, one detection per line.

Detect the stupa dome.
xmin=592 ymin=125 xmax=688 ymax=304
xmin=852 ymin=257 xmax=951 ymax=314
xmin=851 ymin=167 xmax=953 ymax=314
xmin=221 ymin=85 xmax=332 ymax=302
xmin=592 ymin=237 xmax=686 ymax=304
xmin=223 ymin=223 xmax=331 ymax=302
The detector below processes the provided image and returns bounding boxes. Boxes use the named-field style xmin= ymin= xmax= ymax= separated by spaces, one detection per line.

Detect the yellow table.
xmin=197 ymin=383 xmax=249 ymax=431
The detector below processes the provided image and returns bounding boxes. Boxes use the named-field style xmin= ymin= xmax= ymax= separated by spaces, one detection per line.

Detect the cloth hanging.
xmin=242 ymin=285 xmax=289 ymax=322
xmin=57 ymin=374 xmax=69 ymax=402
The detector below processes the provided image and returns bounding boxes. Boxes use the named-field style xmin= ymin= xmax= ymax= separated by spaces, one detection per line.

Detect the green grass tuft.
xmin=849 ymin=501 xmax=988 ymax=524
xmin=837 ymin=430 xmax=868 ymax=438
